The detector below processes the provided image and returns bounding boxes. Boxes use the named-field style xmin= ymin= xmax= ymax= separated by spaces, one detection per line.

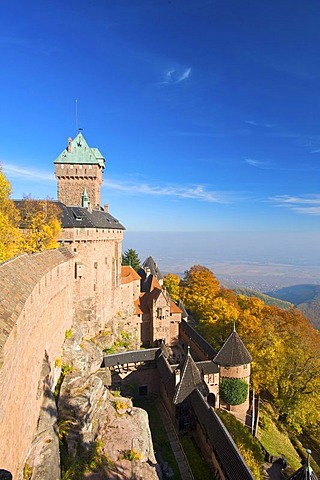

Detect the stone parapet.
xmin=0 ymin=248 xmax=75 ymax=477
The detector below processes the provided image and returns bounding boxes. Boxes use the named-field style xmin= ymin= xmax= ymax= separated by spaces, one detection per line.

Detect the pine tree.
xmin=121 ymin=248 xmax=141 ymax=271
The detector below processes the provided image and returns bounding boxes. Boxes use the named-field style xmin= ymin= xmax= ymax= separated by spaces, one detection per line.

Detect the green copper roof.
xmin=54 ymin=132 xmax=105 ymax=168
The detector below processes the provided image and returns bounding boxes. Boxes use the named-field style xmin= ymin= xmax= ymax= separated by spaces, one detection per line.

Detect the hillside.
xmin=233 ymin=287 xmax=293 ymax=310
xmin=265 ymin=284 xmax=320 ymax=330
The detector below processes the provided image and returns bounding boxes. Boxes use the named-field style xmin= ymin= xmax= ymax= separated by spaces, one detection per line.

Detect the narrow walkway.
xmin=155 ymin=398 xmax=194 ymax=480
xmin=263 ymin=459 xmax=285 ymax=479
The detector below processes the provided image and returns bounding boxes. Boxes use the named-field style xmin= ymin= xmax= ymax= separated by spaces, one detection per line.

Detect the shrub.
xmin=121 ymin=449 xmax=142 ymax=461
xmin=111 ymin=389 xmax=121 ymax=397
xmin=115 ymin=400 xmax=129 ymax=412
xmin=220 ymin=378 xmax=248 ymax=405
xmin=23 ymin=463 xmax=33 ymax=480
xmin=65 ymin=329 xmax=72 ymax=339
xmin=55 ymin=358 xmax=62 ymax=368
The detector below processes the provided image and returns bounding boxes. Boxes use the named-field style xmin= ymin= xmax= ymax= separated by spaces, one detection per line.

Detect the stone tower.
xmin=213 ymin=328 xmax=252 ymax=423
xmin=54 ymin=132 xmax=105 ymax=208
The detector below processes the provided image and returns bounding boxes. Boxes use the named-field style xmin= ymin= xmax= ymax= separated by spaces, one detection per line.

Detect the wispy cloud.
xmin=244 ymin=157 xmax=313 ymax=172
xmin=245 ymin=120 xmax=275 ymax=128
xmin=270 ymin=194 xmax=320 ymax=215
xmin=245 ymin=158 xmax=272 ymax=169
xmin=2 ymin=161 xmax=239 ymax=204
xmin=104 ymin=179 xmax=236 ymax=204
xmin=162 ymin=67 xmax=192 ymax=85
xmin=2 ymin=163 xmax=54 ymax=182
xmin=177 ymin=67 xmax=191 ymax=83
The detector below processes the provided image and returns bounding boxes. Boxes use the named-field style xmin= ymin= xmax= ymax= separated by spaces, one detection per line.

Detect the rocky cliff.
xmin=23 ymin=323 xmax=161 ymax=480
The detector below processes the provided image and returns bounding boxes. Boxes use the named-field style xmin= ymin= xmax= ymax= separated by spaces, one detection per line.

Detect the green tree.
xmin=163 ymin=273 xmax=180 ymax=301
xmin=121 ymin=248 xmax=141 ymax=271
xmin=220 ymin=378 xmax=248 ymax=405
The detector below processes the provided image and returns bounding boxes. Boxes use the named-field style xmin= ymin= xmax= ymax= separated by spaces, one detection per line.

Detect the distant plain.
xmin=123 ymin=231 xmax=320 ymax=291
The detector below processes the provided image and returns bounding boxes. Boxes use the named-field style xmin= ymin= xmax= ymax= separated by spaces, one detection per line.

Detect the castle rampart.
xmin=0 ymin=248 xmax=75 ymax=477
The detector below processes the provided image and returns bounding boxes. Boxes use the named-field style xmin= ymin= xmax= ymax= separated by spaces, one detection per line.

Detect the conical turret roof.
xmin=173 ymin=347 xmax=209 ymax=404
xmin=213 ymin=329 xmax=252 ymax=367
xmin=140 ymin=256 xmax=163 ymax=280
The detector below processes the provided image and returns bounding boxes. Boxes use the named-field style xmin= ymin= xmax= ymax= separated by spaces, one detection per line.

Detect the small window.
xmin=139 ymin=386 xmax=148 ymax=396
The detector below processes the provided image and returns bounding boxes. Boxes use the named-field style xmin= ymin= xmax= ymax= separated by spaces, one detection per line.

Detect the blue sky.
xmin=2 ymin=0 xmax=320 ymax=235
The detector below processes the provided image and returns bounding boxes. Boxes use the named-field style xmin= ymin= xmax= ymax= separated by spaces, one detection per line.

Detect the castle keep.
xmin=0 ymin=133 xmax=255 ymax=479
xmin=54 ymin=133 xmax=105 ymax=208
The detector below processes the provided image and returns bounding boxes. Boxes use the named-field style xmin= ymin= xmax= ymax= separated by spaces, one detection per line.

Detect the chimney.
xmin=67 ymin=137 xmax=72 ymax=153
xmin=104 ymin=203 xmax=109 ymax=213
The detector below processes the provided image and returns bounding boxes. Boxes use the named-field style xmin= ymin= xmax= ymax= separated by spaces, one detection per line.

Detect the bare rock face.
xmin=58 ymin=376 xmax=161 ymax=479
xmin=24 ymin=389 xmax=61 ymax=480
xmin=58 ymin=372 xmax=109 ymax=450
xmin=26 ymin=318 xmax=161 ymax=479
xmin=99 ymin=394 xmax=157 ymax=465
xmin=56 ymin=331 xmax=161 ymax=479
xmin=62 ymin=328 xmax=104 ymax=376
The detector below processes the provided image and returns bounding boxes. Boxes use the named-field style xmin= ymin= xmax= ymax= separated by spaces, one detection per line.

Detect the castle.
xmin=0 ymin=132 xmax=255 ymax=479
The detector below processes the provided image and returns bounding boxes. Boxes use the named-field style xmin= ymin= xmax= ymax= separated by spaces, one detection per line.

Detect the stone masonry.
xmin=0 ymin=249 xmax=74 ymax=477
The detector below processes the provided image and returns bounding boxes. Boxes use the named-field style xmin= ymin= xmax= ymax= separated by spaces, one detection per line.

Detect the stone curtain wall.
xmin=0 ymin=248 xmax=74 ymax=477
xmin=63 ymin=227 xmax=124 ymax=336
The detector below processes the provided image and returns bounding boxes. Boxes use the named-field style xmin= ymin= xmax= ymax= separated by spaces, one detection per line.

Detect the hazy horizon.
xmin=123 ymin=231 xmax=320 ymax=291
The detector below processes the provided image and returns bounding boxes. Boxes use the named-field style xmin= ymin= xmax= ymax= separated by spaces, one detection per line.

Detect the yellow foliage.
xmin=0 ymin=167 xmax=23 ymax=262
xmin=183 ymin=265 xmax=320 ymax=434
xmin=238 ymin=443 xmax=263 ymax=480
xmin=115 ymin=400 xmax=129 ymax=412
xmin=198 ymin=296 xmax=239 ymax=348
xmin=163 ymin=273 xmax=180 ymax=301
xmin=0 ymin=169 xmax=62 ymax=262
xmin=181 ymin=265 xmax=220 ymax=320
xmin=19 ymin=197 xmax=61 ymax=253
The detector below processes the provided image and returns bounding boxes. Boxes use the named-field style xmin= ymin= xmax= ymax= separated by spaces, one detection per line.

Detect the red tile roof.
xmin=170 ymin=299 xmax=182 ymax=314
xmin=121 ymin=266 xmax=141 ymax=284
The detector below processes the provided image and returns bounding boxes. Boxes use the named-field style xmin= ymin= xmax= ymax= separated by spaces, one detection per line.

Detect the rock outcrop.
xmin=23 ymin=322 xmax=161 ymax=480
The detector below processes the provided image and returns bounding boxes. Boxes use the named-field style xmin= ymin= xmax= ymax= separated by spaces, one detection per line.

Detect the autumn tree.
xmin=180 ymin=265 xmax=220 ymax=322
xmin=121 ymin=248 xmax=141 ymax=271
xmin=163 ymin=273 xmax=180 ymax=301
xmin=237 ymin=300 xmax=320 ymax=433
xmin=188 ymin=272 xmax=320 ymax=434
xmin=198 ymin=296 xmax=239 ymax=349
xmin=18 ymin=196 xmax=61 ymax=253
xmin=0 ymin=167 xmax=23 ymax=262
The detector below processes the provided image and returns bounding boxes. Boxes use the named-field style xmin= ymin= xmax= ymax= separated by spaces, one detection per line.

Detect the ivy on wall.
xmin=220 ymin=378 xmax=248 ymax=405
